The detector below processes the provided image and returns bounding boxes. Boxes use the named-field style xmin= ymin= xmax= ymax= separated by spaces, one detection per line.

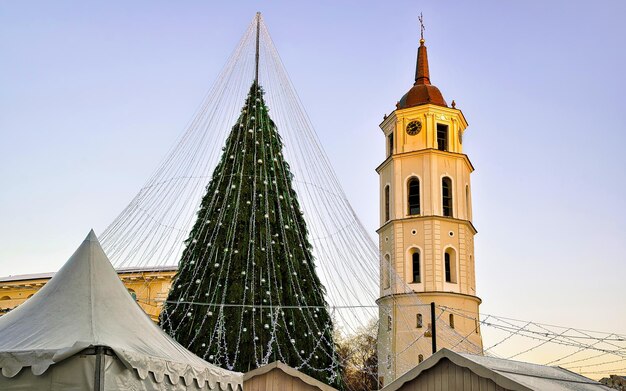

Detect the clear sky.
xmin=1 ymin=0 xmax=625 ymax=340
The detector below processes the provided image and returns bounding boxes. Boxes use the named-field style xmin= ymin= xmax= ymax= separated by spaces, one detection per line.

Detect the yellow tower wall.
xmin=377 ymin=104 xmax=483 ymax=386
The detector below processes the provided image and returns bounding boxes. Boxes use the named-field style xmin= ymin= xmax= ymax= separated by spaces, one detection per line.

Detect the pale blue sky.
xmin=1 ymin=0 xmax=625 ymax=337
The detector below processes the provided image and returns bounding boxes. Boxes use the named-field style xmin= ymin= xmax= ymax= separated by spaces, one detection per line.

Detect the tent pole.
xmin=94 ymin=346 xmax=105 ymax=391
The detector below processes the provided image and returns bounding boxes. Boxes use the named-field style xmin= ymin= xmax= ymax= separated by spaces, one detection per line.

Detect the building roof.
xmin=0 ymin=230 xmax=240 ymax=390
xmin=383 ymin=348 xmax=611 ymax=391
xmin=397 ymin=38 xmax=448 ymax=109
xmin=0 ymin=264 xmax=177 ymax=283
xmin=244 ymin=361 xmax=337 ymax=391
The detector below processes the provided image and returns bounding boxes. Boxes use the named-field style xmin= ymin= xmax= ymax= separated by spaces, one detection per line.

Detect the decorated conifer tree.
xmin=160 ymin=81 xmax=342 ymax=387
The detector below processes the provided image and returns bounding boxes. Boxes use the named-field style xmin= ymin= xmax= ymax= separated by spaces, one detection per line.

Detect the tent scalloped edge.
xmin=134 ymin=368 xmax=240 ymax=390
xmin=1 ymin=350 xmax=242 ymax=391
xmin=117 ymin=349 xmax=242 ymax=391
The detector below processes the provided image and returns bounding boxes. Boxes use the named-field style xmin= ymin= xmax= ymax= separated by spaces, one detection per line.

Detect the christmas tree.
xmin=160 ymin=81 xmax=341 ymax=387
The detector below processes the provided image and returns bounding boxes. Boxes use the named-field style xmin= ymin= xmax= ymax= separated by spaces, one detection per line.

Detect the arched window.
xmin=407 ymin=177 xmax=420 ymax=215
xmin=387 ymin=315 xmax=392 ymax=331
xmin=449 ymin=314 xmax=455 ymax=329
xmin=445 ymin=252 xmax=451 ymax=282
xmin=388 ymin=133 xmax=394 ymax=157
xmin=437 ymin=124 xmax=448 ymax=151
xmin=411 ymin=251 xmax=421 ymax=283
xmin=442 ymin=177 xmax=453 ymax=217
xmin=418 ymin=354 xmax=424 ymax=363
xmin=0 ymin=296 xmax=10 ymax=301
xmin=384 ymin=185 xmax=390 ymax=222
xmin=383 ymin=254 xmax=391 ymax=289
xmin=416 ymin=313 xmax=423 ymax=328
xmin=128 ymin=289 xmax=137 ymax=301
xmin=465 ymin=184 xmax=470 ymax=219
xmin=444 ymin=248 xmax=457 ymax=283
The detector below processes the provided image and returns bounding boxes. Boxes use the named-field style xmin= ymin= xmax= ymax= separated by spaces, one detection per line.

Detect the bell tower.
xmin=376 ymin=32 xmax=483 ymax=385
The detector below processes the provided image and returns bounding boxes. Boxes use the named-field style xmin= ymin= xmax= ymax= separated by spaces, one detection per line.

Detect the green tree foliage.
xmin=160 ymin=82 xmax=341 ymax=387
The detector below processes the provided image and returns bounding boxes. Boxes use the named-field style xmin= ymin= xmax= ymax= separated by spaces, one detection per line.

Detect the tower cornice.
xmin=376 ymin=290 xmax=482 ymax=306
xmin=381 ymin=104 xmax=469 ymax=131
xmin=375 ymin=149 xmax=475 ymax=174
xmin=376 ymin=215 xmax=477 ymax=236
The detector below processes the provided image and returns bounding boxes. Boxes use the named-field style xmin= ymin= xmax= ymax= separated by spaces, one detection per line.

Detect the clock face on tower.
xmin=406 ymin=120 xmax=422 ymax=136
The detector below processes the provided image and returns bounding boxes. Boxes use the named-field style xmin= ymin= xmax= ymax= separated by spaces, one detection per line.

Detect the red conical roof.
xmin=397 ymin=39 xmax=447 ymax=109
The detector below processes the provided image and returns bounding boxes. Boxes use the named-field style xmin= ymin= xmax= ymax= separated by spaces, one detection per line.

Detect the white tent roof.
xmin=0 ymin=230 xmax=241 ymax=390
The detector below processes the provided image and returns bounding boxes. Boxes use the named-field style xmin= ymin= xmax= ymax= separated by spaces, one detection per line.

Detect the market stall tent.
xmin=0 ymin=230 xmax=242 ymax=391
xmin=243 ymin=361 xmax=338 ymax=391
xmin=381 ymin=348 xmax=611 ymax=391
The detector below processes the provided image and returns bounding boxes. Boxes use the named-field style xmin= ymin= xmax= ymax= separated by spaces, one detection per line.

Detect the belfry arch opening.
xmin=409 ymin=248 xmax=421 ymax=283
xmin=407 ymin=177 xmax=420 ymax=216
xmin=442 ymin=177 xmax=453 ymax=217
xmin=384 ymin=185 xmax=390 ymax=222
xmin=465 ymin=184 xmax=471 ymax=220
xmin=444 ymin=247 xmax=457 ymax=284
xmin=383 ymin=254 xmax=391 ymax=289
xmin=437 ymin=123 xmax=448 ymax=151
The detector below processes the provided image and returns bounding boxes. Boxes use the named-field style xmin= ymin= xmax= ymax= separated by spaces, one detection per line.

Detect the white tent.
xmin=0 ymin=230 xmax=242 ymax=391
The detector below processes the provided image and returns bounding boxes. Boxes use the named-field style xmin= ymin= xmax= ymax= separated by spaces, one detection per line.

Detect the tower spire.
xmin=415 ymin=13 xmax=430 ymax=86
xmin=255 ymin=12 xmax=261 ymax=85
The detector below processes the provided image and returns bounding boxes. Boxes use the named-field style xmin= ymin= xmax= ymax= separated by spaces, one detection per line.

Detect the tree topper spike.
xmin=255 ymin=12 xmax=261 ymax=85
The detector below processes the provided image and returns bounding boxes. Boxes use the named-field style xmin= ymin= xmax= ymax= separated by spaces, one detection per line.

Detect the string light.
xmin=94 ymin=12 xmax=626 ymax=389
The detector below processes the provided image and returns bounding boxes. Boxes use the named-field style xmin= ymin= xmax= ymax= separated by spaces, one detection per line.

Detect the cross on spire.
xmin=414 ymin=14 xmax=430 ymax=86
